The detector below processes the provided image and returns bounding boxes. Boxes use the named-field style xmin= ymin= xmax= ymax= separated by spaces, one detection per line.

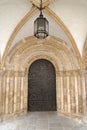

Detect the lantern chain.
xmin=40 ymin=0 xmax=42 ymax=15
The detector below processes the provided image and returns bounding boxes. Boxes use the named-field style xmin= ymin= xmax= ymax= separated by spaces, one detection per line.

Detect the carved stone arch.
xmin=6 ymin=36 xmax=80 ymax=71
xmin=0 ymin=36 xmax=84 ymax=121
xmin=25 ymin=54 xmax=59 ymax=74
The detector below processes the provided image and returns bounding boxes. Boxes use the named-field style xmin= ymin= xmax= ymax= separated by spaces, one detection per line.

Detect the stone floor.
xmin=0 ymin=112 xmax=87 ymax=130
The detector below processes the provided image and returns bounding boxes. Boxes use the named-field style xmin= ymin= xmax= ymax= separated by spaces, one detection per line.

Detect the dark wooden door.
xmin=28 ymin=59 xmax=56 ymax=111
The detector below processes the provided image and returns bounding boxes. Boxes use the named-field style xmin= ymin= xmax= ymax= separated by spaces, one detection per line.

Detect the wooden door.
xmin=28 ymin=59 xmax=56 ymax=111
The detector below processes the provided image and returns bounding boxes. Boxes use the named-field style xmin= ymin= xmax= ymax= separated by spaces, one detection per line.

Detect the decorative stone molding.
xmin=57 ymin=70 xmax=82 ymax=77
xmin=6 ymin=36 xmax=80 ymax=71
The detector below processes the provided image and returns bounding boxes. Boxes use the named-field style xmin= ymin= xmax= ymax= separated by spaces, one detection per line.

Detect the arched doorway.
xmin=28 ymin=59 xmax=57 ymax=111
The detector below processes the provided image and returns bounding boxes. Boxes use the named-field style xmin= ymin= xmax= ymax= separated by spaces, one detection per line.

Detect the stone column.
xmin=81 ymin=69 xmax=87 ymax=123
xmin=67 ymin=75 xmax=71 ymax=113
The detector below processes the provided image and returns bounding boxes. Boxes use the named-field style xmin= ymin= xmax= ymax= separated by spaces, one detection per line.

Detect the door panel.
xmin=28 ymin=59 xmax=56 ymax=111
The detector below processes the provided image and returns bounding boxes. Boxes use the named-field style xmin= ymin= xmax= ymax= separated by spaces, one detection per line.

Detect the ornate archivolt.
xmin=1 ymin=0 xmax=82 ymax=68
xmin=0 ymin=36 xmax=85 ymax=121
xmin=6 ymin=36 xmax=80 ymax=71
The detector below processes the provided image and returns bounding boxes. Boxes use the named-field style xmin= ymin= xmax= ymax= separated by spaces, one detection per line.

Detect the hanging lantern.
xmin=34 ymin=0 xmax=49 ymax=39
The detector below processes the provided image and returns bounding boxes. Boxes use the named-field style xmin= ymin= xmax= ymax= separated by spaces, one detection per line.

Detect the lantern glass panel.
xmin=38 ymin=18 xmax=45 ymax=31
xmin=46 ymin=20 xmax=49 ymax=34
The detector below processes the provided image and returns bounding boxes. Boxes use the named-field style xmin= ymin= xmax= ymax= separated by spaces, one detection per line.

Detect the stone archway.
xmin=0 ymin=36 xmax=84 ymax=121
xmin=28 ymin=59 xmax=57 ymax=111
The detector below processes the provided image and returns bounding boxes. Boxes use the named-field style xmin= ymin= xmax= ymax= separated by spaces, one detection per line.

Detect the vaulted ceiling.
xmin=0 ymin=0 xmax=87 ymax=63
